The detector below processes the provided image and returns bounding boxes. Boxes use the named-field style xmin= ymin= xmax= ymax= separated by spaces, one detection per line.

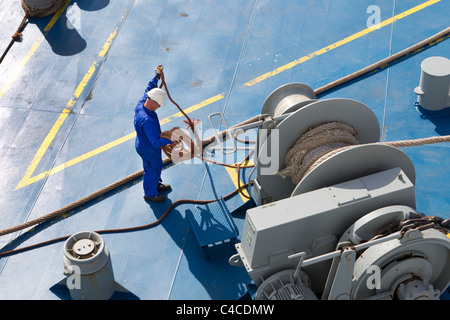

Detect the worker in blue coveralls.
xmin=134 ymin=65 xmax=174 ymax=202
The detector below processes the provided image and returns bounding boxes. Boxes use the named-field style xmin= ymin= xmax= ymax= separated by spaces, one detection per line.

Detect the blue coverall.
xmin=134 ymin=76 xmax=173 ymax=198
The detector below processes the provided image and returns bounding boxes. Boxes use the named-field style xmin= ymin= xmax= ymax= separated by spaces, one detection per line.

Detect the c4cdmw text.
xmin=176 ymin=304 xmax=275 ymax=317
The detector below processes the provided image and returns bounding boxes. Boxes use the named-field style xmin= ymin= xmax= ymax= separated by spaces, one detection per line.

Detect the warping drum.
xmin=21 ymin=0 xmax=67 ymax=17
xmin=291 ymin=143 xmax=416 ymax=197
xmin=261 ymin=83 xmax=317 ymax=117
xmin=255 ymin=98 xmax=386 ymax=204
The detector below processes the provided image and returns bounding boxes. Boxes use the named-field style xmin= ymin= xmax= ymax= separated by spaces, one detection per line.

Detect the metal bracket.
xmin=208 ymin=112 xmax=236 ymax=154
xmin=323 ymin=249 xmax=356 ymax=300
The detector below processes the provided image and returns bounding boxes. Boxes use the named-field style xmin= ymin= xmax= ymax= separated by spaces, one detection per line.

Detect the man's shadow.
xmin=145 ymin=163 xmax=252 ymax=299
xmin=146 ymin=189 xmax=187 ymax=249
xmin=27 ymin=0 xmax=110 ymax=56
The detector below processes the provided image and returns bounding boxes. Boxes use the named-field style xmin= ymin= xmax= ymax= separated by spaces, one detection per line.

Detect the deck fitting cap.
xmin=73 ymin=239 xmax=96 ymax=257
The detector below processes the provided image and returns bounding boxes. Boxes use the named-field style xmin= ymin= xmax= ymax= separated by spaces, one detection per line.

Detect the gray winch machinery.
xmin=229 ymin=82 xmax=450 ymax=300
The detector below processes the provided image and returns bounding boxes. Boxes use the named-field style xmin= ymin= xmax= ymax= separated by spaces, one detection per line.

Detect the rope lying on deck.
xmin=1 ymin=26 xmax=450 ymax=257
xmin=314 ymin=26 xmax=450 ymax=95
xmin=0 ymin=182 xmax=253 ymax=258
xmin=0 ymin=114 xmax=259 ymax=239
xmin=0 ymin=14 xmax=28 ymax=65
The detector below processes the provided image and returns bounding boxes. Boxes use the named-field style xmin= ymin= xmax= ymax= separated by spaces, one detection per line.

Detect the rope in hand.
xmin=0 ymin=68 xmax=256 ymax=257
xmin=158 ymin=68 xmax=203 ymax=161
xmin=158 ymin=68 xmax=254 ymax=169
xmin=1 ymin=26 xmax=450 ymax=256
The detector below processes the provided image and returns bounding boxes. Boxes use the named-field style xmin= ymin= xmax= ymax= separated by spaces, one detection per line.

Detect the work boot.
xmin=157 ymin=183 xmax=171 ymax=192
xmin=144 ymin=194 xmax=166 ymax=202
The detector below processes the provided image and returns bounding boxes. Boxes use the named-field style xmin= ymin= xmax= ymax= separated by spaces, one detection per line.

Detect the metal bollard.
xmin=414 ymin=56 xmax=450 ymax=114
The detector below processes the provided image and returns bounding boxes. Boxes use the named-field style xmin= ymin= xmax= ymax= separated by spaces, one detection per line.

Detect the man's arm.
xmin=143 ymin=76 xmax=159 ymax=95
xmin=143 ymin=65 xmax=164 ymax=95
xmin=143 ymin=119 xmax=173 ymax=148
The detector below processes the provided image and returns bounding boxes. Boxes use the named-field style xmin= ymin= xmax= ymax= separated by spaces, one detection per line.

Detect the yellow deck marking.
xmin=18 ymin=94 xmax=225 ymax=188
xmin=15 ymin=108 xmax=71 ymax=189
xmin=244 ymin=0 xmax=441 ymax=87
xmin=15 ymin=13 xmax=128 ymax=190
xmin=224 ymin=167 xmax=249 ymax=202
xmin=224 ymin=160 xmax=253 ymax=202
xmin=0 ymin=0 xmax=72 ymax=99
xmin=160 ymin=93 xmax=225 ymax=125
xmin=16 ymin=0 xmax=441 ymax=189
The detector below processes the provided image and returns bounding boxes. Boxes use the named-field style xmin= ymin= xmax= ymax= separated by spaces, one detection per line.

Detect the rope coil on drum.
xmin=278 ymin=122 xmax=359 ymax=184
xmin=295 ymin=133 xmax=450 ymax=187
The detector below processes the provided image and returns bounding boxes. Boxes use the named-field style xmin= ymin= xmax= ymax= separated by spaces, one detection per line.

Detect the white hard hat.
xmin=147 ymin=88 xmax=166 ymax=107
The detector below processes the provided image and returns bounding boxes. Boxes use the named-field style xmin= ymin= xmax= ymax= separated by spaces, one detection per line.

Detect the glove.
xmin=155 ymin=65 xmax=163 ymax=75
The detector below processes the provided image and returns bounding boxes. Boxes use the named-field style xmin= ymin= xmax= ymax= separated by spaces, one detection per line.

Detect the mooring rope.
xmin=314 ymin=26 xmax=450 ymax=95
xmin=0 ymin=14 xmax=28 ymax=65
xmin=278 ymin=122 xmax=359 ymax=184
xmin=0 ymin=181 xmax=253 ymax=257
xmin=1 ymin=26 xmax=450 ymax=256
xmin=279 ymin=121 xmax=450 ymax=185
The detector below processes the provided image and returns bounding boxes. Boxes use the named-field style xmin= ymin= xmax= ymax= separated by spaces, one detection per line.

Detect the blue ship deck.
xmin=0 ymin=0 xmax=449 ymax=300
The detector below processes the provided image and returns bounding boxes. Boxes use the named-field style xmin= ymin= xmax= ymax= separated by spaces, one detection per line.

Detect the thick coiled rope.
xmin=278 ymin=122 xmax=359 ymax=184
xmin=303 ymin=135 xmax=450 ymax=180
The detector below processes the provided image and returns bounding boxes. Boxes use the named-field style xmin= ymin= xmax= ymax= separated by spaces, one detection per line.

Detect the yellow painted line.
xmin=224 ymin=167 xmax=250 ymax=202
xmin=0 ymin=38 xmax=43 ymax=99
xmin=17 ymin=94 xmax=225 ymax=188
xmin=224 ymin=159 xmax=254 ymax=202
xmin=15 ymin=16 xmax=126 ymax=190
xmin=244 ymin=0 xmax=441 ymax=87
xmin=160 ymin=93 xmax=225 ymax=125
xmin=16 ymin=0 xmax=441 ymax=189
xmin=23 ymin=131 xmax=137 ymax=188
xmin=43 ymin=0 xmax=73 ymax=33
xmin=15 ymin=109 xmax=71 ymax=190
xmin=0 ymin=0 xmax=72 ymax=99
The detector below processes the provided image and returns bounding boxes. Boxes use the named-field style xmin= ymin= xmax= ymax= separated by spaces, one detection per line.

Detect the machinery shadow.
xmin=28 ymin=0 xmax=110 ymax=56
